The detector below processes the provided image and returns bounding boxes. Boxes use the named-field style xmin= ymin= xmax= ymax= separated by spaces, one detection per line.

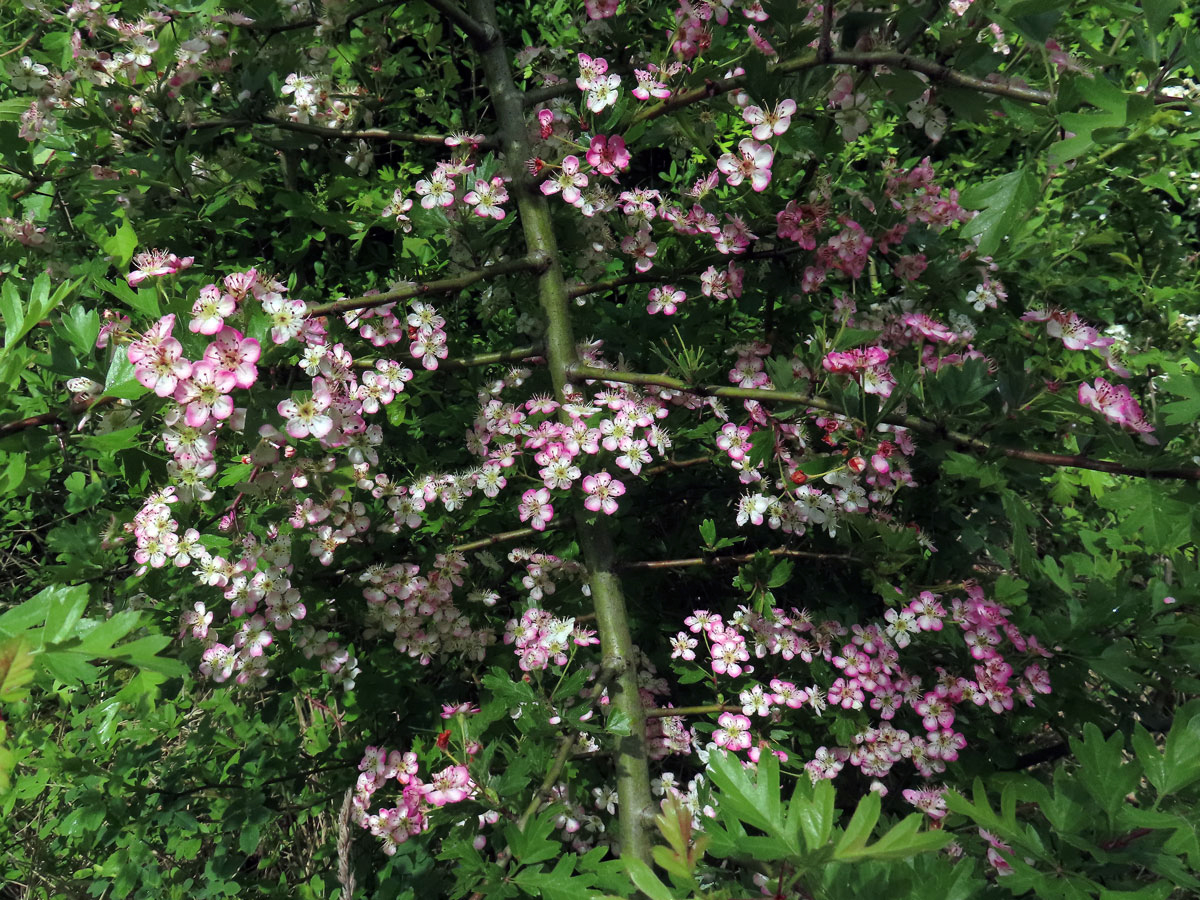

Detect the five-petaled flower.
xmin=278 ymin=377 xmax=334 ymax=439
xmin=582 ymin=470 xmax=625 ymax=515
xmin=716 ymin=138 xmax=774 ymax=192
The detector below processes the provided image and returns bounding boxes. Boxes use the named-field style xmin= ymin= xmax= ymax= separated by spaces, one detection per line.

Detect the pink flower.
xmin=277 ymin=377 xmax=334 ymax=439
xmin=541 ymin=155 xmax=588 ymax=205
xmin=632 ymin=68 xmax=670 ymax=101
xmin=902 ymin=786 xmax=948 ymax=820
xmin=716 ymin=138 xmax=773 ymax=192
xmin=713 ymin=712 xmax=753 ymax=751
xmin=441 ymin=702 xmax=480 ymax=719
xmin=132 ymin=337 xmax=192 ymax=398
xmin=620 ymin=227 xmax=657 ymax=272
xmin=742 ymin=99 xmax=795 ymax=140
xmin=463 ymin=176 xmax=509 ymax=220
xmin=415 ymin=170 xmax=455 ymax=208
xmin=174 ymin=361 xmax=236 ymax=427
xmin=200 ymin=642 xmax=236 ymax=682
xmin=203 ymin=326 xmax=261 ymax=389
xmin=1078 ymin=378 xmax=1157 ymax=443
xmin=262 ymin=295 xmax=308 ymax=344
xmin=582 ymin=470 xmax=625 ymax=515
xmin=127 ymin=248 xmax=192 ymax=287
xmin=670 ymin=632 xmax=698 ymax=660
xmin=585 ymin=135 xmax=630 ymax=176
xmin=189 ymin=284 xmax=236 ymax=335
xmin=575 ymin=53 xmax=609 ymax=92
xmin=584 ymin=0 xmax=618 ymax=18
xmin=647 ymin=284 xmax=685 ymax=315
xmin=715 ymin=422 xmax=753 ymax=461
xmin=234 ymin=615 xmax=274 ymax=657
xmin=518 ymin=487 xmax=554 ymax=531
xmin=585 ymin=74 xmax=621 ymax=113
xmin=423 ymin=765 xmax=473 ymax=807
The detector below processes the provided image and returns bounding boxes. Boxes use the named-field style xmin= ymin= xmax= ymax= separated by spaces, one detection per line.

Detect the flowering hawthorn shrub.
xmin=1 ymin=0 xmax=1200 ymax=898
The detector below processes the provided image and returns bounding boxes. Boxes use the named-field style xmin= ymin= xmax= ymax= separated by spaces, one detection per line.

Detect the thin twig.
xmin=621 ymin=547 xmax=859 ymax=571
xmin=517 ymin=734 xmax=576 ymax=830
xmin=179 ymin=115 xmax=470 ymax=147
xmin=566 ymin=365 xmax=1200 ymax=481
xmin=645 ymin=705 xmax=738 ymax=719
xmin=453 ymin=528 xmax=540 ymax=553
xmin=308 ymin=254 xmax=549 ymax=317
xmin=633 ymin=49 xmax=1193 ymax=125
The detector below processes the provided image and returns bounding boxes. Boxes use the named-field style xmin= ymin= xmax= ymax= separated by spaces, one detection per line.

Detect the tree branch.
xmin=633 ymin=49 xmax=1193 ymax=125
xmin=423 ymin=0 xmax=498 ymax=46
xmin=452 ymin=527 xmax=540 ymax=553
xmin=621 ymin=547 xmax=859 ymax=571
xmin=646 ymin=704 xmax=738 ymax=719
xmin=566 ymin=364 xmax=1200 ymax=481
xmin=441 ymin=345 xmax=543 ymax=370
xmin=469 ymin=0 xmax=654 ymax=863
xmin=307 ymin=254 xmax=550 ymax=317
xmin=0 ymin=397 xmax=117 ymax=439
xmin=517 ymin=733 xmax=576 ymax=830
xmin=240 ymin=0 xmax=397 ymax=36
xmin=178 ymin=115 xmax=482 ymax=147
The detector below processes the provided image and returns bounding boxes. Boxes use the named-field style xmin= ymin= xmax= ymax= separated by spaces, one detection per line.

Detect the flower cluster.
xmin=678 ymin=583 xmax=1052 ymax=786
xmin=353 ymin=744 xmax=476 ymax=856
xmin=503 ymin=608 xmax=599 ymax=672
xmin=358 ymin=551 xmax=495 ymax=666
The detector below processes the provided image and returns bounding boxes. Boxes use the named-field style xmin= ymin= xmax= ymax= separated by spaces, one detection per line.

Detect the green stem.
xmin=468 ymin=0 xmax=655 ymax=863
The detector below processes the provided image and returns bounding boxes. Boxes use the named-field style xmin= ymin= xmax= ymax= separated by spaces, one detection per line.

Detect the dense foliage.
xmin=1 ymin=0 xmax=1199 ymax=898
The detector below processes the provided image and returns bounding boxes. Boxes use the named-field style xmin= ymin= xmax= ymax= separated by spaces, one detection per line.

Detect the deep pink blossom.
xmin=586 ymin=135 xmax=630 ymax=176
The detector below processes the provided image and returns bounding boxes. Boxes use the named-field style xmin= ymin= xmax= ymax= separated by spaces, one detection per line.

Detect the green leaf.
xmin=622 ymin=858 xmax=674 ymax=900
xmin=959 ymin=169 xmax=1041 ymax=257
xmin=832 ymin=328 xmax=882 ymax=351
xmin=58 ymin=306 xmax=101 ymax=355
xmin=1140 ymin=172 xmax=1183 ymax=204
xmin=104 ymin=349 xmax=149 ymax=400
xmin=97 ymin=277 xmax=161 ymax=319
xmin=1160 ymin=374 xmax=1200 ymax=426
xmin=0 ymin=452 xmax=27 ymax=495
xmin=832 ymin=791 xmax=880 ymax=859
xmin=0 ymin=280 xmax=25 ymax=351
xmin=239 ymin=823 xmax=262 ymax=855
xmin=1050 ymin=78 xmax=1127 ymax=165
xmin=43 ymin=583 xmax=90 ymax=645
xmin=1161 ymin=700 xmax=1200 ymax=795
xmin=0 ymin=637 xmax=35 ymax=703
xmin=40 ymin=650 xmax=101 ymax=684
xmin=102 ymin=218 xmax=140 ymax=269
xmin=746 ymin=428 xmax=775 ymax=472
xmin=1131 ymin=724 xmax=1168 ymax=794
xmin=504 ymin=812 xmax=560 ymax=866
xmin=1069 ymin=722 xmax=1140 ymax=819
xmin=513 ymin=856 xmax=595 ymax=900
xmin=844 ymin=813 xmax=953 ymax=861
xmin=793 ymin=778 xmax=834 ymax=852
xmin=0 ymin=584 xmax=59 ymax=637
xmin=0 ymin=98 xmax=34 ymax=122
xmin=1098 ymin=483 xmax=1194 ymax=554
xmin=707 ymin=749 xmax=788 ymax=843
